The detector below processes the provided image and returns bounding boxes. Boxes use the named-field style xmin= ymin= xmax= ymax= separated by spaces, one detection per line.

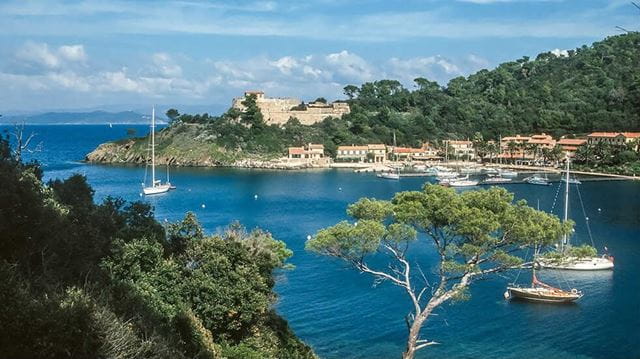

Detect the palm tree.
xmin=506 ymin=141 xmax=518 ymax=163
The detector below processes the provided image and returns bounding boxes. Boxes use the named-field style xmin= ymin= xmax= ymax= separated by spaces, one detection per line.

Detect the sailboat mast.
xmin=151 ymin=107 xmax=156 ymax=187
xmin=562 ymin=155 xmax=570 ymax=251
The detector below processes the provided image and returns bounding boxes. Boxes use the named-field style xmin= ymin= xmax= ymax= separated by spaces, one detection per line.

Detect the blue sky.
xmin=0 ymin=0 xmax=637 ymax=115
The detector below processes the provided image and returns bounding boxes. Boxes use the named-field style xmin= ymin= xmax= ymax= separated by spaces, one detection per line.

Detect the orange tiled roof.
xmin=288 ymin=147 xmax=305 ymax=155
xmin=557 ymin=138 xmax=587 ymax=146
xmin=367 ymin=144 xmax=386 ymax=150
xmin=337 ymin=145 xmax=368 ymax=151
xmin=622 ymin=132 xmax=640 ymax=138
xmin=448 ymin=140 xmax=472 ymax=145
xmin=588 ymin=132 xmax=640 ymax=139
xmin=394 ymin=147 xmax=424 ymax=153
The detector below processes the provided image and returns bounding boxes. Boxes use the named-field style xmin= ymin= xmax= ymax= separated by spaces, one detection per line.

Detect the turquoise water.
xmin=6 ymin=125 xmax=640 ymax=359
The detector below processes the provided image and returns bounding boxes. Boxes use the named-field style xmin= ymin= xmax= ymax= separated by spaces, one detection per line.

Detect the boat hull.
xmin=377 ymin=173 xmax=400 ymax=180
xmin=143 ymin=184 xmax=171 ymax=195
xmin=506 ymin=287 xmax=582 ymax=303
xmin=539 ymin=256 xmax=614 ymax=271
xmin=449 ymin=180 xmax=479 ymax=187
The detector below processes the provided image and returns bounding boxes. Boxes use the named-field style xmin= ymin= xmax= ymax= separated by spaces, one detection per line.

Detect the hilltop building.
xmin=232 ymin=91 xmax=350 ymax=125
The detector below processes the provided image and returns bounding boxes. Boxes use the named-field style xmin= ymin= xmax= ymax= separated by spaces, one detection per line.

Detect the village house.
xmin=336 ymin=144 xmax=387 ymax=163
xmin=498 ymin=133 xmax=555 ymax=163
xmin=390 ymin=143 xmax=441 ymax=162
xmin=448 ymin=140 xmax=476 ymax=160
xmin=587 ymin=132 xmax=640 ymax=150
xmin=557 ymin=138 xmax=587 ymax=156
xmin=287 ymin=143 xmax=327 ymax=165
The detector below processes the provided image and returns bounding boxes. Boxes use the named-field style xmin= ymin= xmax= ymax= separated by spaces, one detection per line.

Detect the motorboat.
xmin=523 ymin=174 xmax=550 ymax=186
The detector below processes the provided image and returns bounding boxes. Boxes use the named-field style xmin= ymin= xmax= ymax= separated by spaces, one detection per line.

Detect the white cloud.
xmin=151 ymin=53 xmax=183 ymax=78
xmin=325 ymin=51 xmax=375 ymax=83
xmin=14 ymin=42 xmax=88 ymax=71
xmin=16 ymin=42 xmax=60 ymax=69
xmin=58 ymin=45 xmax=87 ymax=62
xmin=2 ymin=44 xmax=492 ymax=111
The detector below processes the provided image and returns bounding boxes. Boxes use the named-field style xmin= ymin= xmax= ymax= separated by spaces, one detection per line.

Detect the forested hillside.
xmin=337 ymin=32 xmax=640 ymax=145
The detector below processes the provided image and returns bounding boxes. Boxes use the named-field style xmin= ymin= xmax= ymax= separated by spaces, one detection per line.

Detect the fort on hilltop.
xmin=232 ymin=91 xmax=350 ymax=125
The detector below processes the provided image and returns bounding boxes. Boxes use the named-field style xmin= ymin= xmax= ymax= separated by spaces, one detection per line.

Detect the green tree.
xmin=306 ymin=185 xmax=569 ymax=359
xmin=240 ymin=94 xmax=266 ymax=130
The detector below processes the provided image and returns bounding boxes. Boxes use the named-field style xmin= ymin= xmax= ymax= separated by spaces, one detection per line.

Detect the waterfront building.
xmin=448 ymin=140 xmax=476 ymax=160
xmin=528 ymin=133 xmax=556 ymax=149
xmin=391 ymin=143 xmax=441 ymax=162
xmin=498 ymin=133 xmax=555 ymax=164
xmin=557 ymin=138 xmax=587 ymax=156
xmin=587 ymin=132 xmax=640 ymax=149
xmin=336 ymin=144 xmax=386 ymax=163
xmin=287 ymin=143 xmax=327 ymax=165
xmin=232 ymin=91 xmax=350 ymax=125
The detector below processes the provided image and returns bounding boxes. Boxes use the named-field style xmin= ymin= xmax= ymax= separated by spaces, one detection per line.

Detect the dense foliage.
xmin=0 ymin=136 xmax=314 ymax=358
xmin=165 ymin=33 xmax=640 ymax=157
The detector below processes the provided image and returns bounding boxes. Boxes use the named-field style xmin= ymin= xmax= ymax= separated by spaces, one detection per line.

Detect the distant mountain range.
xmin=1 ymin=111 xmax=167 ymax=124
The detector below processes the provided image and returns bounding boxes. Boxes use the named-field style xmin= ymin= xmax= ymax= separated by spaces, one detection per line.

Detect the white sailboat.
xmin=539 ymin=156 xmax=614 ymax=270
xmin=142 ymin=107 xmax=172 ymax=195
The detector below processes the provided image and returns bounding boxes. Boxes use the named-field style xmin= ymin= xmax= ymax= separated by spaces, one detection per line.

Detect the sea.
xmin=3 ymin=124 xmax=639 ymax=359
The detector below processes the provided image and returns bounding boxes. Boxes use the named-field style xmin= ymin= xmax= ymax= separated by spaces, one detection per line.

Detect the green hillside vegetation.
xmin=0 ymin=136 xmax=314 ymax=358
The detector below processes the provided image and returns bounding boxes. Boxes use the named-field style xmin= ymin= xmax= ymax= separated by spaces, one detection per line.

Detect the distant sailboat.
xmin=539 ymin=156 xmax=613 ymax=270
xmin=142 ymin=107 xmax=172 ymax=195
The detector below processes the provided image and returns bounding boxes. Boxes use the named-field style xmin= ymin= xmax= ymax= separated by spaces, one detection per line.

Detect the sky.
xmin=0 ymin=0 xmax=637 ymax=115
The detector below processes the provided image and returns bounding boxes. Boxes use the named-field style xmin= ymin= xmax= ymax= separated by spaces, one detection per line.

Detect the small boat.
xmin=377 ymin=172 xmax=400 ymax=180
xmin=413 ymin=164 xmax=427 ymax=171
xmin=499 ymin=169 xmax=518 ymax=177
xmin=448 ymin=179 xmax=479 ymax=187
xmin=460 ymin=167 xmax=481 ymax=174
xmin=482 ymin=167 xmax=500 ymax=175
xmin=436 ymin=171 xmax=460 ymax=179
xmin=505 ymin=270 xmax=582 ymax=303
xmin=482 ymin=176 xmax=512 ymax=184
xmin=523 ymin=174 xmax=550 ymax=186
xmin=562 ymin=177 xmax=581 ymax=185
xmin=142 ymin=107 xmax=172 ymax=195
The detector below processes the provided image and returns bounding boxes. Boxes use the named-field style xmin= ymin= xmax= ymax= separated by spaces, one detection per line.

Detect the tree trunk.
xmin=402 ymin=315 xmax=426 ymax=359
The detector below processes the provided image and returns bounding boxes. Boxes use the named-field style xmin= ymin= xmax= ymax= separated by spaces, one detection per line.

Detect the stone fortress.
xmin=231 ymin=91 xmax=350 ymax=125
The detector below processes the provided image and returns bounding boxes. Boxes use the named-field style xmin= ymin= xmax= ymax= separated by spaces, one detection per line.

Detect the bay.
xmin=5 ymin=124 xmax=639 ymax=359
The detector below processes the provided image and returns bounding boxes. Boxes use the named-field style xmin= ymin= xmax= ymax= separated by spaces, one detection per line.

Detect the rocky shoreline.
xmin=85 ymin=140 xmax=325 ymax=170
